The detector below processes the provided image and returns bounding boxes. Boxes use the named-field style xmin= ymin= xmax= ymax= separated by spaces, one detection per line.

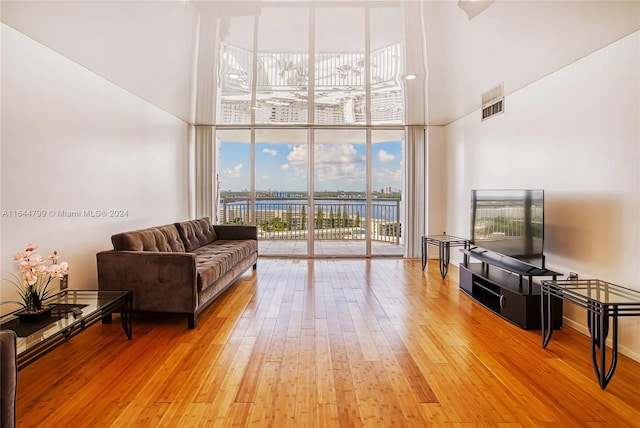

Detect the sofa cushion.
xmin=176 ymin=217 xmax=218 ymax=252
xmin=111 ymin=224 xmax=185 ymax=252
xmin=193 ymin=240 xmax=257 ymax=291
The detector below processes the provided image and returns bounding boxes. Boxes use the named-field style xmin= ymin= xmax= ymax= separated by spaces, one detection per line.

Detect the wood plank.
xmin=272 ymin=336 xmax=302 ymax=426
xmin=235 ymin=317 xmax=276 ymax=403
xmin=13 ymin=259 xmax=640 ymax=427
xmin=247 ymin=361 xmax=281 ymax=427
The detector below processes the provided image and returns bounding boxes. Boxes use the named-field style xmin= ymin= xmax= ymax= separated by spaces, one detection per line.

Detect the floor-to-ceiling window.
xmin=216 ymin=126 xmax=404 ymax=257
xmin=210 ymin=1 xmax=412 ymax=257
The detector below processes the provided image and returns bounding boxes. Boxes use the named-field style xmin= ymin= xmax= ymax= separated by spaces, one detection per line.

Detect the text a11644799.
xmin=1 ymin=208 xmax=129 ymax=218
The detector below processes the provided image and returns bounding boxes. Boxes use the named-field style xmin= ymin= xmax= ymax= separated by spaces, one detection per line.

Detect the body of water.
xmin=220 ymin=199 xmax=402 ymax=222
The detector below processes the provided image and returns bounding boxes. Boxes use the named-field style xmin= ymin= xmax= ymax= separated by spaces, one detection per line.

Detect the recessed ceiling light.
xmin=403 ymin=74 xmax=417 ymax=81
xmin=250 ymin=105 xmax=259 ymax=110
xmin=227 ymin=72 xmax=241 ymax=79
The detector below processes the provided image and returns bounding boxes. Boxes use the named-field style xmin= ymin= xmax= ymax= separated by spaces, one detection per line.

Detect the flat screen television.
xmin=470 ymin=189 xmax=545 ymax=267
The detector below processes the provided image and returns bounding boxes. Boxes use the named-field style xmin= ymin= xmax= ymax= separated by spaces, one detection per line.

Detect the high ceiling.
xmin=1 ymin=1 xmax=638 ymax=126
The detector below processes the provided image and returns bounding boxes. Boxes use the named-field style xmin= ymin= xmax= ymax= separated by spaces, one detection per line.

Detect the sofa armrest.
xmin=1 ymin=330 xmax=17 ymax=428
xmin=96 ymin=250 xmax=198 ymax=313
xmin=213 ymin=225 xmax=258 ymax=241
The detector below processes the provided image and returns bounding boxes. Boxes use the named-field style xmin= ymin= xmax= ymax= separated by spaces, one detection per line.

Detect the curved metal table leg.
xmin=541 ymin=288 xmax=553 ymax=348
xmin=120 ymin=292 xmax=133 ymax=340
xmin=589 ymin=305 xmax=618 ymax=389
xmin=438 ymin=242 xmax=451 ymax=279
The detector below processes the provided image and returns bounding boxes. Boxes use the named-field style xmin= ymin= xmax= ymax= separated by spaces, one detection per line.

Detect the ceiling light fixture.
xmin=403 ymin=74 xmax=417 ymax=81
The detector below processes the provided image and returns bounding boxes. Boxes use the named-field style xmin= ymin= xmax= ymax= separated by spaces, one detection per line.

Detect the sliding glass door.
xmin=313 ymin=129 xmax=367 ymax=256
xmin=255 ymin=129 xmax=308 ymax=256
xmin=215 ymin=127 xmax=404 ymax=257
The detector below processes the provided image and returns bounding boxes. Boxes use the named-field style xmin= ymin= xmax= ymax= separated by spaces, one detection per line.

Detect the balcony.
xmin=219 ymin=197 xmax=404 ymax=256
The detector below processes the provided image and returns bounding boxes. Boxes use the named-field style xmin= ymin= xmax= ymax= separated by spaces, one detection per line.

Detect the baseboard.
xmin=562 ymin=317 xmax=640 ymax=364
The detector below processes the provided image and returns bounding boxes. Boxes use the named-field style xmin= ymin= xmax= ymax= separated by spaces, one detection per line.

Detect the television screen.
xmin=470 ymin=189 xmax=544 ymax=266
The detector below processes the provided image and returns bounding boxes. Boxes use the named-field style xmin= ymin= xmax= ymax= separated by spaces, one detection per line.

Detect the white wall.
xmin=0 ymin=24 xmax=190 ymax=311
xmin=1 ymin=1 xmax=200 ymax=123
xmin=423 ymin=1 xmax=639 ymax=125
xmin=440 ymin=31 xmax=640 ymax=360
xmin=424 ymin=126 xmax=447 ymax=258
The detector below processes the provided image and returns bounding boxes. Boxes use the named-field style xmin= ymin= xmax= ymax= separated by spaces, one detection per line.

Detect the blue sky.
xmin=218 ymin=140 xmax=402 ymax=192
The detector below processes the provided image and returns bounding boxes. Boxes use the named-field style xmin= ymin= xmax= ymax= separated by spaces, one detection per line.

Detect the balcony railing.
xmin=219 ymin=197 xmax=402 ymax=245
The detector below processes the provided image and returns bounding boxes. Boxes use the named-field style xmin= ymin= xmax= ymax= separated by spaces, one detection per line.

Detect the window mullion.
xmin=250 ymin=14 xmax=259 ymax=125
xmin=308 ymin=7 xmax=315 ymax=256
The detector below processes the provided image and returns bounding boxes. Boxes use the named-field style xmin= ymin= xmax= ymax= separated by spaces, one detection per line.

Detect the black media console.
xmin=459 ymin=247 xmax=563 ymax=330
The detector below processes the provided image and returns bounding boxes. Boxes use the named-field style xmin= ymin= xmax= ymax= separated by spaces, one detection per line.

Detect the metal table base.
xmin=541 ymin=279 xmax=640 ymax=389
xmin=422 ymin=235 xmax=470 ymax=279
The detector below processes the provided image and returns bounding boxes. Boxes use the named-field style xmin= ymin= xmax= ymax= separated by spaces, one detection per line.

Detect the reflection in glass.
xmin=218 ymin=15 xmax=255 ymax=125
xmin=214 ymin=3 xmax=406 ymax=126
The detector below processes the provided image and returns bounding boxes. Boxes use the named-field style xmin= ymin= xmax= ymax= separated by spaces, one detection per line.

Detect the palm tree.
xmin=286 ymin=206 xmax=293 ymax=231
xmin=300 ymin=205 xmax=307 ymax=230
xmin=316 ymin=205 xmax=324 ymax=229
xmin=329 ymin=207 xmax=335 ymax=228
xmin=342 ymin=205 xmax=349 ymax=228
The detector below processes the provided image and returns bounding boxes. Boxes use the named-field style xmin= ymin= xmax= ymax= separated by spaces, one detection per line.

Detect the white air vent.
xmin=481 ymin=83 xmax=504 ymax=121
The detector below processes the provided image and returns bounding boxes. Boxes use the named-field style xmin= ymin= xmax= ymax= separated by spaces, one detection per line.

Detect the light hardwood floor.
xmin=16 ymin=259 xmax=640 ymax=427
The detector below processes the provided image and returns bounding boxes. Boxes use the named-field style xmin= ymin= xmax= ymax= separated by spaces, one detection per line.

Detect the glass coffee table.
xmin=0 ymin=290 xmax=132 ymax=370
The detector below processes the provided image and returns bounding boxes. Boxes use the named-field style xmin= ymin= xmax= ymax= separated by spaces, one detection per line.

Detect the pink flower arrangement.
xmin=5 ymin=243 xmax=69 ymax=313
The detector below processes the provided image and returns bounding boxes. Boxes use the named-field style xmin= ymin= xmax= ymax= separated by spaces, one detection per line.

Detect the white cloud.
xmin=293 ymin=166 xmax=307 ymax=178
xmin=287 ymin=144 xmax=365 ymax=166
xmin=317 ymin=144 xmax=365 ymax=165
xmin=376 ymin=167 xmax=402 ymax=181
xmin=287 ymin=145 xmax=307 ymax=164
xmin=285 ymin=144 xmax=366 ymax=189
xmin=222 ymin=163 xmax=243 ymax=178
xmin=378 ymin=149 xmax=395 ymax=164
xmin=315 ymin=145 xmax=365 ymax=186
xmin=280 ymin=164 xmax=290 ymax=171
xmin=315 ymin=164 xmax=364 ymax=184
xmin=263 ymin=148 xmax=277 ymax=156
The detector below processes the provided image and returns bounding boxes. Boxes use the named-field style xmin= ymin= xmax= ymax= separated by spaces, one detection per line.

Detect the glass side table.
xmin=0 ymin=289 xmax=132 ymax=370
xmin=540 ymin=279 xmax=640 ymax=389
xmin=422 ymin=234 xmax=470 ymax=279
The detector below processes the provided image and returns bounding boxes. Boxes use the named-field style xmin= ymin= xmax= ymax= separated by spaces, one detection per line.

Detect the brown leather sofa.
xmin=1 ymin=330 xmax=17 ymax=428
xmin=97 ymin=217 xmax=257 ymax=328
